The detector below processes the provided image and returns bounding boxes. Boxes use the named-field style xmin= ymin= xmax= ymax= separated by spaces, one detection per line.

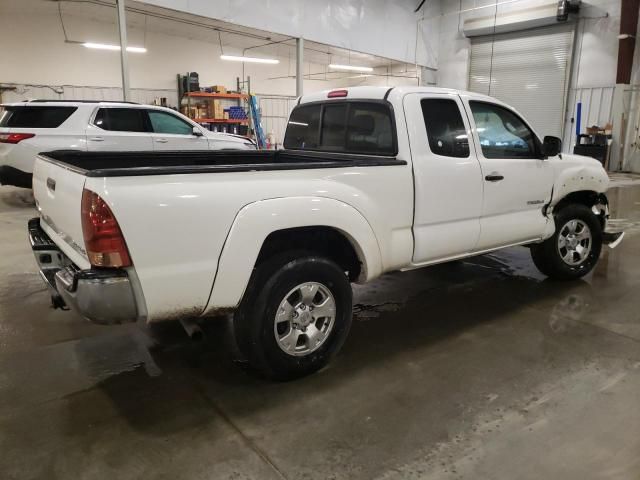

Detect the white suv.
xmin=0 ymin=100 xmax=255 ymax=188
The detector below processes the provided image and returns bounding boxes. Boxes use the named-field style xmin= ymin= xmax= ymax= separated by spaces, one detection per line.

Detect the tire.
xmin=234 ymin=251 xmax=353 ymax=381
xmin=530 ymin=204 xmax=603 ymax=280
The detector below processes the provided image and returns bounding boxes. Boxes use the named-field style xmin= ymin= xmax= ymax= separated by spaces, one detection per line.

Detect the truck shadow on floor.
xmin=75 ymin=250 xmax=598 ymax=436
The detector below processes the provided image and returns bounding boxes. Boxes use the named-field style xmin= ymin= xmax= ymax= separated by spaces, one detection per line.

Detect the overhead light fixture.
xmin=347 ymin=74 xmax=373 ymax=79
xmin=83 ymin=42 xmax=147 ymax=53
xmin=329 ymin=64 xmax=373 ymax=73
xmin=220 ymin=55 xmax=279 ymax=64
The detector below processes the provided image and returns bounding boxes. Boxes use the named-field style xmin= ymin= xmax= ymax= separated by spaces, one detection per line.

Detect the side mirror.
xmin=541 ymin=135 xmax=561 ymax=158
xmin=192 ymin=126 xmax=204 ymax=137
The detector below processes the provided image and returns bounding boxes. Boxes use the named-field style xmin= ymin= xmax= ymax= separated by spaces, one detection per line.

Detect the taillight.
xmin=327 ymin=89 xmax=348 ymax=98
xmin=81 ymin=189 xmax=132 ymax=268
xmin=0 ymin=133 xmax=35 ymax=144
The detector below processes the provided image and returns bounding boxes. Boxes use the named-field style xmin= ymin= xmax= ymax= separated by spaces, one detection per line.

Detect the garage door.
xmin=468 ymin=23 xmax=574 ymax=139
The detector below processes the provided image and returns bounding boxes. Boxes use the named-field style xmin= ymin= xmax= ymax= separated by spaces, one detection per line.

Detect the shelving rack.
xmin=177 ymin=74 xmax=250 ymax=134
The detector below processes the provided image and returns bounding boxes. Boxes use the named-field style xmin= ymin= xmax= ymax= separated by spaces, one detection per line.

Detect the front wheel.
xmin=234 ymin=252 xmax=353 ymax=380
xmin=530 ymin=204 xmax=603 ymax=280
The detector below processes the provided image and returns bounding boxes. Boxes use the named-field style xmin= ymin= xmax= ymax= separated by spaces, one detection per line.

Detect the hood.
xmin=558 ymin=152 xmax=604 ymax=168
xmin=204 ymin=130 xmax=256 ymax=149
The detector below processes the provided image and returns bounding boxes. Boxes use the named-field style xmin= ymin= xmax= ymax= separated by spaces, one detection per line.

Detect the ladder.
xmin=248 ymin=95 xmax=267 ymax=149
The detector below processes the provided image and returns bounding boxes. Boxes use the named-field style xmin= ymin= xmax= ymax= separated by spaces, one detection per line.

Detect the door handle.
xmin=46 ymin=177 xmax=56 ymax=192
xmin=155 ymin=138 xmax=169 ymax=143
xmin=89 ymin=136 xmax=104 ymax=142
xmin=485 ymin=173 xmax=504 ymax=182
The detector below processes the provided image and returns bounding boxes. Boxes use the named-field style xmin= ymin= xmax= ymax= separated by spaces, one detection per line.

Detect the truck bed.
xmin=40 ymin=149 xmax=405 ymax=177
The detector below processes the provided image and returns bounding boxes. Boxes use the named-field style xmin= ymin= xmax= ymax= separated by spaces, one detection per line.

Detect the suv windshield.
xmin=284 ymin=101 xmax=396 ymax=155
xmin=0 ymin=106 xmax=77 ymax=128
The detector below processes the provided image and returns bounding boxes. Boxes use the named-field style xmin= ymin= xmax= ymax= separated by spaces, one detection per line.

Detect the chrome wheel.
xmin=557 ymin=219 xmax=592 ymax=266
xmin=274 ymin=282 xmax=336 ymax=357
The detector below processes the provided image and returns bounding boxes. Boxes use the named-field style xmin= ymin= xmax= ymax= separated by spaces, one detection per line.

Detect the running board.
xmin=603 ymin=231 xmax=624 ymax=249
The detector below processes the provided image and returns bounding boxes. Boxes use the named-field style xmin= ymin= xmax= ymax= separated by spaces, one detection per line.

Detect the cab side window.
xmin=469 ymin=101 xmax=537 ymax=159
xmin=148 ymin=110 xmax=193 ymax=135
xmin=420 ymin=99 xmax=469 ymax=158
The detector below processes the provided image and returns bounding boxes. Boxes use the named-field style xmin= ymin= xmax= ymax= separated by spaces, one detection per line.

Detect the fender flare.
xmin=204 ymin=196 xmax=383 ymax=312
xmin=541 ymin=165 xmax=609 ymax=240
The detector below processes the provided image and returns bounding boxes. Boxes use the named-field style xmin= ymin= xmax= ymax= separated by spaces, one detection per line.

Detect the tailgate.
xmin=33 ymin=154 xmax=91 ymax=269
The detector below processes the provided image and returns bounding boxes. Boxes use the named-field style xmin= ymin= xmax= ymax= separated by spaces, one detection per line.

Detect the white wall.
xmin=138 ymin=0 xmax=439 ymax=68
xmin=0 ymin=1 xmax=343 ymax=100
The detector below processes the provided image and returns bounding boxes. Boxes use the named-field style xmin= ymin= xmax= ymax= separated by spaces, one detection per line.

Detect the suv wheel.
xmin=234 ymin=252 xmax=353 ymax=380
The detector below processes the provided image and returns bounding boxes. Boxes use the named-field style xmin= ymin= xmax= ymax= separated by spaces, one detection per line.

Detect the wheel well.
xmin=256 ymin=226 xmax=363 ymax=281
xmin=553 ymin=190 xmax=608 ymax=228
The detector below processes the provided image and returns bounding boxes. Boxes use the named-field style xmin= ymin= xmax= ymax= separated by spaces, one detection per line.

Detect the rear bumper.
xmin=0 ymin=166 xmax=32 ymax=188
xmin=28 ymin=218 xmax=138 ymax=324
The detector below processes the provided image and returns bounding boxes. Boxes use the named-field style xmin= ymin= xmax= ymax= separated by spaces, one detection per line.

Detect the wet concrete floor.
xmin=1 ymin=183 xmax=640 ymax=479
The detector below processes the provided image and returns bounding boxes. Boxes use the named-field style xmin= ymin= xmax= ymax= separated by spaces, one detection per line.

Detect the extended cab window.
xmin=94 ymin=108 xmax=148 ymax=132
xmin=284 ymin=101 xmax=395 ymax=155
xmin=148 ymin=110 xmax=193 ymax=135
xmin=0 ymin=106 xmax=77 ymax=128
xmin=469 ymin=101 xmax=537 ymax=159
xmin=421 ymin=99 xmax=469 ymax=158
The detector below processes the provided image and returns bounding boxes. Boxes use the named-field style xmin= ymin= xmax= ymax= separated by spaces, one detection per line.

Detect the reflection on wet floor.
xmin=1 ymin=185 xmax=640 ymax=479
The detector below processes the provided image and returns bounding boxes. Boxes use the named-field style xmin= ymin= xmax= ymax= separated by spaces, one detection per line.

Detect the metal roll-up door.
xmin=468 ymin=23 xmax=574 ymax=139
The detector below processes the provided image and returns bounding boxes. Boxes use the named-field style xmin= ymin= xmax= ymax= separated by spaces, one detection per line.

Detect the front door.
xmin=462 ymin=98 xmax=554 ymax=250
xmin=404 ymin=93 xmax=484 ymax=264
xmin=147 ymin=110 xmax=209 ymax=151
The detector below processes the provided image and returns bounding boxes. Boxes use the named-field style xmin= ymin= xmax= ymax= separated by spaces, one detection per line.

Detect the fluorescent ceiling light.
xmin=220 ymin=54 xmax=279 ymax=64
xmin=347 ymin=74 xmax=373 ymax=79
xmin=83 ymin=42 xmax=147 ymax=53
xmin=329 ymin=64 xmax=373 ymax=72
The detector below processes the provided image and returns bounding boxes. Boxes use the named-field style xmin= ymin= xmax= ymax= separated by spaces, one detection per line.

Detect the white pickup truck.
xmin=29 ymin=86 xmax=622 ymax=380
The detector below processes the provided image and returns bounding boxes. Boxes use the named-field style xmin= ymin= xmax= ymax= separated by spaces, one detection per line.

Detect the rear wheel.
xmin=530 ymin=204 xmax=602 ymax=280
xmin=234 ymin=252 xmax=353 ymax=380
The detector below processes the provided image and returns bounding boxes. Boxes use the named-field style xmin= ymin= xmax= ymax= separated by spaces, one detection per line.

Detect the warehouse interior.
xmin=2 ymin=0 xmax=640 ymax=479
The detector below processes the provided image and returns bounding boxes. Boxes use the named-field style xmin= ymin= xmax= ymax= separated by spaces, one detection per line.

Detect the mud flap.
xmin=603 ymin=231 xmax=624 ymax=249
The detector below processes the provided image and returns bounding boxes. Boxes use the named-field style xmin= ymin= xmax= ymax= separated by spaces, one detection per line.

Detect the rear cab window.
xmin=0 ymin=106 xmax=77 ymax=128
xmin=284 ymin=101 xmax=396 ymax=156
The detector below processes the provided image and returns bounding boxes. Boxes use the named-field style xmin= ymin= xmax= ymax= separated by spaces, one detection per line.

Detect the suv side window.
xmin=148 ymin=110 xmax=193 ymax=135
xmin=0 ymin=106 xmax=77 ymax=128
xmin=469 ymin=101 xmax=537 ymax=159
xmin=420 ymin=99 xmax=469 ymax=158
xmin=94 ymin=108 xmax=148 ymax=132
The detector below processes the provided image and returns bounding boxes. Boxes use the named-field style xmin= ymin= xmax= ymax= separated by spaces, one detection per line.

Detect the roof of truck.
xmin=298 ymin=86 xmax=496 ymax=104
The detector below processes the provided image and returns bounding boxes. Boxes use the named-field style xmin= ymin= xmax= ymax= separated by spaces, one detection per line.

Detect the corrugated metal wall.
xmin=257 ymin=94 xmax=297 ymax=147
xmin=562 ymin=86 xmax=615 ymax=152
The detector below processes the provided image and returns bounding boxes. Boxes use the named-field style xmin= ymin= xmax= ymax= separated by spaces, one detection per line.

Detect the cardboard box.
xmin=223 ymin=111 xmax=229 ymax=120
xmin=212 ymin=85 xmax=227 ymax=94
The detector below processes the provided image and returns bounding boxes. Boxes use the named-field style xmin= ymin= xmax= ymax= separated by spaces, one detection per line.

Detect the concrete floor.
xmin=1 ymin=182 xmax=640 ymax=480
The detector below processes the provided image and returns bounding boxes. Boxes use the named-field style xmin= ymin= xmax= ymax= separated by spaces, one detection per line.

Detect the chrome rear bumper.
xmin=28 ymin=217 xmax=138 ymax=324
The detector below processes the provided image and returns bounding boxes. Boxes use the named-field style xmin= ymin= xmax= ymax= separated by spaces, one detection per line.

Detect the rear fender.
xmin=203 ymin=196 xmax=382 ymax=313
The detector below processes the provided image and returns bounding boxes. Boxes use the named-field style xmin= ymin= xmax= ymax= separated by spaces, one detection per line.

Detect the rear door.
xmin=404 ymin=93 xmax=483 ymax=263
xmin=86 ymin=107 xmax=153 ymax=151
xmin=462 ymin=98 xmax=553 ymax=250
xmin=147 ymin=109 xmax=209 ymax=150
